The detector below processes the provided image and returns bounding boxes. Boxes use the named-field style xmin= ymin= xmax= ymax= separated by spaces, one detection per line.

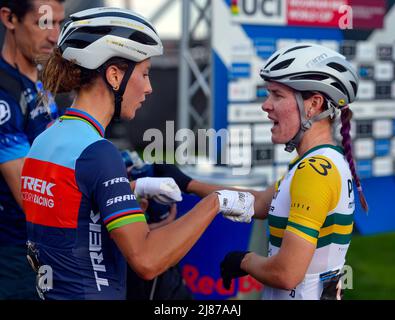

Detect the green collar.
xmin=288 ymin=144 xmax=344 ymax=171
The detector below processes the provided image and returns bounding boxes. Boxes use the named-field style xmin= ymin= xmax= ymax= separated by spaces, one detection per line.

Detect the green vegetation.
xmin=344 ymin=232 xmax=395 ymax=300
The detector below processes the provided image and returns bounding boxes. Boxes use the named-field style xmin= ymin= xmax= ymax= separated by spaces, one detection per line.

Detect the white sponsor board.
xmin=351 ymin=101 xmax=395 ymax=120
xmin=253 ymin=124 xmax=273 ymax=143
xmin=355 ymin=138 xmax=375 ymax=159
xmin=229 ymin=80 xmax=256 ymax=102
xmin=357 ymin=81 xmax=375 ymax=100
xmin=356 ymin=42 xmax=376 ymax=61
xmin=373 ymin=157 xmax=393 ymax=177
xmin=375 ymin=62 xmax=394 ymax=81
xmin=373 ymin=119 xmax=393 ymax=138
xmin=228 ymin=103 xmax=269 ymax=123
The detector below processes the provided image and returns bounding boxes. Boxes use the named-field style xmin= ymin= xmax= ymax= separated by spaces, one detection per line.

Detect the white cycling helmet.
xmin=260 ymin=43 xmax=359 ymax=152
xmin=57 ymin=7 xmax=163 ymax=121
xmin=260 ymin=43 xmax=358 ymax=108
xmin=58 ymin=7 xmax=163 ymax=69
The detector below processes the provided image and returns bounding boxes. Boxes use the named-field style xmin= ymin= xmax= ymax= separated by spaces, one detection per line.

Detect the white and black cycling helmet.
xmin=260 ymin=43 xmax=358 ymax=107
xmin=260 ymin=43 xmax=359 ymax=152
xmin=58 ymin=7 xmax=163 ymax=120
xmin=58 ymin=7 xmax=163 ymax=69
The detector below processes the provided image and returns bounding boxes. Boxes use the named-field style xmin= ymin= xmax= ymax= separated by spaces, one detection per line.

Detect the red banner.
xmin=286 ymin=0 xmax=386 ymax=29
xmin=287 ymin=0 xmax=348 ymax=27
xmin=350 ymin=0 xmax=386 ymax=29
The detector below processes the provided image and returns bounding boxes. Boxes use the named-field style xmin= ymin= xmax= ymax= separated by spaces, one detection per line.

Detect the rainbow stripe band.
xmin=106 ymin=214 xmax=146 ymax=232
xmin=103 ymin=208 xmax=142 ymax=225
xmin=61 ymin=115 xmax=102 ymax=136
xmin=61 ymin=108 xmax=105 ymax=137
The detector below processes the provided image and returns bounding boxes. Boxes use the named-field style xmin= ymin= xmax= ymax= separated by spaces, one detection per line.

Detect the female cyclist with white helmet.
xmin=164 ymin=43 xmax=368 ymax=300
xmin=221 ymin=43 xmax=369 ymax=300
xmin=20 ymin=7 xmax=255 ymax=300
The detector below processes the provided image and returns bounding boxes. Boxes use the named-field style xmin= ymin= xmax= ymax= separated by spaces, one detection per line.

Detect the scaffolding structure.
xmin=177 ymin=0 xmax=212 ymax=132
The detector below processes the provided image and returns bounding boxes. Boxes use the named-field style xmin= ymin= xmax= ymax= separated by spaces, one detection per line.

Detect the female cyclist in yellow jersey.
xmin=160 ymin=43 xmax=368 ymax=300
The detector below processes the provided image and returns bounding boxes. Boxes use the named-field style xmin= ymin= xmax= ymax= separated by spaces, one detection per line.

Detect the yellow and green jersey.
xmin=263 ymin=145 xmax=354 ymax=300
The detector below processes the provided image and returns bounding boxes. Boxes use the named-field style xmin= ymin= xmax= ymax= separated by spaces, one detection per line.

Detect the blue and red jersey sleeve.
xmin=75 ymin=140 xmax=145 ymax=232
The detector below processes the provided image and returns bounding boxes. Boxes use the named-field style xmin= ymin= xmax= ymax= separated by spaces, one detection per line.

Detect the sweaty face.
xmin=13 ymin=0 xmax=64 ymax=63
xmin=262 ymin=82 xmax=301 ymax=144
xmin=121 ymin=59 xmax=153 ymax=120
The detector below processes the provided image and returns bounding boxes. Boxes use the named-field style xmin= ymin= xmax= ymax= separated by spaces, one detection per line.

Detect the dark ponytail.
xmin=340 ymin=108 xmax=369 ymax=212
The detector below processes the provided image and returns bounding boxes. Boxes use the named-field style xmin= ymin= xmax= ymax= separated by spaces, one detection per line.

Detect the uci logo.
xmin=297 ymin=157 xmax=332 ymax=176
xmin=231 ymin=0 xmax=286 ymax=25
xmin=0 ymin=100 xmax=11 ymax=125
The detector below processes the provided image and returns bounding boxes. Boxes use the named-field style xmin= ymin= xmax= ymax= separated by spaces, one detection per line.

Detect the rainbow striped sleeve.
xmin=103 ymin=208 xmax=146 ymax=232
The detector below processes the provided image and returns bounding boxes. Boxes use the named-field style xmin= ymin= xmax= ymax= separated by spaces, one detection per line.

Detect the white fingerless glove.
xmin=216 ymin=190 xmax=255 ymax=223
xmin=134 ymin=177 xmax=182 ymax=205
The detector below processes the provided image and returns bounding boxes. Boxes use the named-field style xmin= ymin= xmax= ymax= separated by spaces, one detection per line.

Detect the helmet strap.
xmin=99 ymin=61 xmax=136 ymax=122
xmin=284 ymin=92 xmax=336 ymax=153
xmin=112 ymin=62 xmax=136 ymax=122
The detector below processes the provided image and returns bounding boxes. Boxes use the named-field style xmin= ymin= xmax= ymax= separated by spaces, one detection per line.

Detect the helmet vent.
xmin=264 ymin=54 xmax=280 ymax=69
xmin=327 ymin=62 xmax=347 ymax=72
xmin=85 ymin=26 xmax=113 ymax=35
xmin=350 ymin=81 xmax=358 ymax=96
xmin=61 ymin=26 xmax=114 ymax=50
xmin=290 ymin=74 xmax=329 ymax=81
xmin=331 ymin=82 xmax=347 ymax=95
xmin=271 ymin=58 xmax=295 ymax=71
xmin=64 ymin=39 xmax=91 ymax=49
xmin=128 ymin=31 xmax=158 ymax=45
xmin=283 ymin=45 xmax=311 ymax=54
xmin=62 ymin=26 xmax=158 ymax=51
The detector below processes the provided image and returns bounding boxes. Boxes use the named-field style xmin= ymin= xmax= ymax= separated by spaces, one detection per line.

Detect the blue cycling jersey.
xmin=22 ymin=108 xmax=145 ymax=300
xmin=0 ymin=56 xmax=58 ymax=245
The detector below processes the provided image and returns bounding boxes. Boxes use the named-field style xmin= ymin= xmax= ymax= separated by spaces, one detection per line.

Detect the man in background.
xmin=0 ymin=0 xmax=64 ymax=299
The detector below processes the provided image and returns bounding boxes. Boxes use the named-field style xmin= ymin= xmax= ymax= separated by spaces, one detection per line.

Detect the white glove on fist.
xmin=216 ymin=190 xmax=255 ymax=223
xmin=134 ymin=177 xmax=182 ymax=205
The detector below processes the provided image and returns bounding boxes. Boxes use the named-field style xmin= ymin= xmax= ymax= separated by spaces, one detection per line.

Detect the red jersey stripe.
xmin=22 ymin=158 xmax=81 ymax=229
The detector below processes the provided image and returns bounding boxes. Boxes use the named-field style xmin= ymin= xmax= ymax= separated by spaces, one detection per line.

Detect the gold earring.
xmin=113 ymin=85 xmax=119 ymax=91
